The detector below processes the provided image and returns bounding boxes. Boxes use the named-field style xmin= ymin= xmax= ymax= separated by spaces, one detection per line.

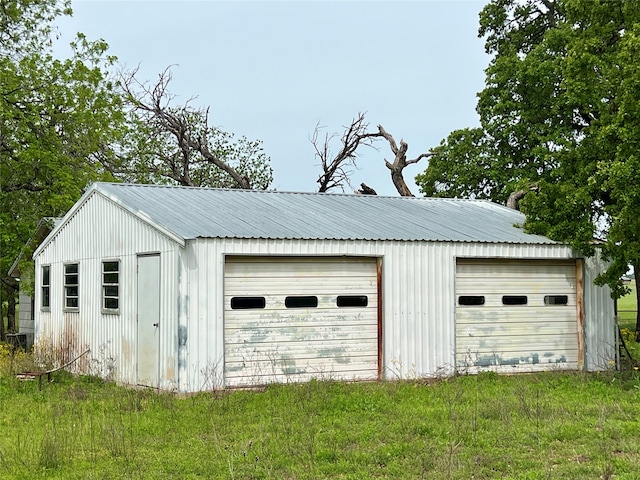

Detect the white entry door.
xmin=137 ymin=254 xmax=160 ymax=386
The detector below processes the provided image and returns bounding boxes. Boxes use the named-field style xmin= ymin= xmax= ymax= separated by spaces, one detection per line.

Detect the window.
xmin=231 ymin=297 xmax=266 ymax=310
xmin=102 ymin=261 xmax=119 ymax=312
xmin=285 ymin=296 xmax=318 ymax=308
xmin=41 ymin=265 xmax=50 ymax=309
xmin=64 ymin=263 xmax=79 ymax=309
xmin=337 ymin=295 xmax=368 ymax=307
xmin=544 ymin=295 xmax=568 ymax=305
xmin=458 ymin=295 xmax=485 ymax=306
xmin=502 ymin=295 xmax=527 ymax=305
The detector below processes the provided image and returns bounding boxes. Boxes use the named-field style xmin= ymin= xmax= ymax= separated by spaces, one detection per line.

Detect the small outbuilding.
xmin=33 ymin=182 xmax=616 ymax=392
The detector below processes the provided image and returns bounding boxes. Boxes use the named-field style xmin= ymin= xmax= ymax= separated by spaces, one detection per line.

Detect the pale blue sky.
xmin=56 ymin=0 xmax=490 ymax=196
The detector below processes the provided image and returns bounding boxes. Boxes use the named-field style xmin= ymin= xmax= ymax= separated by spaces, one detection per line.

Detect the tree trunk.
xmin=634 ymin=262 xmax=640 ymax=342
xmin=7 ymin=287 xmax=16 ymax=334
xmin=0 ymin=277 xmax=18 ymax=338
xmin=378 ymin=125 xmax=433 ymax=197
xmin=506 ymin=190 xmax=527 ymax=210
xmin=0 ymin=286 xmax=5 ymax=341
xmin=389 ymin=169 xmax=415 ymax=197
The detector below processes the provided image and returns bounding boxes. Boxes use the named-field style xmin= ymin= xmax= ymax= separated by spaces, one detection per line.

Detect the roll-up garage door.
xmin=456 ymin=259 xmax=580 ymax=373
xmin=224 ymin=257 xmax=379 ymax=387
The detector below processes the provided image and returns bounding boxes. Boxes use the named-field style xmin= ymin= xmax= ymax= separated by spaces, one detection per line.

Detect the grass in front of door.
xmin=1 ymin=353 xmax=640 ymax=479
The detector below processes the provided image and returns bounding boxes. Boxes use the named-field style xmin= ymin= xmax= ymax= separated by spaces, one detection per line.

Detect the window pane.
xmin=42 ymin=287 xmax=50 ymax=308
xmin=285 ymin=296 xmax=318 ymax=308
xmin=66 ymin=297 xmax=78 ymax=308
xmin=103 ymin=262 xmax=119 ymax=272
xmin=502 ymin=295 xmax=528 ymax=305
xmin=458 ymin=296 xmax=485 ymax=306
xmin=104 ymin=286 xmax=119 ymax=297
xmin=66 ymin=286 xmax=78 ymax=297
xmin=65 ymin=264 xmax=78 ymax=274
xmin=103 ymin=272 xmax=118 ymax=284
xmin=231 ymin=297 xmax=266 ymax=309
xmin=337 ymin=295 xmax=368 ymax=307
xmin=42 ymin=266 xmax=50 ymax=286
xmin=65 ymin=274 xmax=78 ymax=285
xmin=104 ymin=298 xmax=119 ymax=310
xmin=544 ymin=295 xmax=568 ymax=305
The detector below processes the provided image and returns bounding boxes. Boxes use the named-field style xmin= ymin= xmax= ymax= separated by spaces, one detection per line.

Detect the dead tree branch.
xmin=378 ymin=125 xmax=434 ymax=197
xmin=120 ymin=67 xmax=252 ymax=189
xmin=313 ymin=113 xmax=383 ymax=192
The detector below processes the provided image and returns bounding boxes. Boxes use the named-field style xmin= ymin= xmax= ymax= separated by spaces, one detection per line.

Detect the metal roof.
xmin=92 ymin=182 xmax=556 ymax=244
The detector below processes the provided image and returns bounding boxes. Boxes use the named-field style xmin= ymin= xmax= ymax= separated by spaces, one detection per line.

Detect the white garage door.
xmin=224 ymin=256 xmax=379 ymax=387
xmin=456 ymin=259 xmax=581 ymax=373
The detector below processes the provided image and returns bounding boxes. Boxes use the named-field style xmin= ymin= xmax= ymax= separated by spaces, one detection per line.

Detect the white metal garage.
xmin=32 ymin=183 xmax=616 ymax=392
xmin=224 ymin=256 xmax=380 ymax=387
xmin=455 ymin=259 xmax=582 ymax=373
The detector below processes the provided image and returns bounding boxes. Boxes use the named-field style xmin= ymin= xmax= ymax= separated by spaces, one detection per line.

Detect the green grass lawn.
xmin=617 ymin=282 xmax=640 ymax=362
xmin=1 ymin=348 xmax=640 ymax=479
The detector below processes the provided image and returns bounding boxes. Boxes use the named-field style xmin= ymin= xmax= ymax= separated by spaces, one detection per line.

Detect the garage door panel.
xmin=226 ymin=258 xmax=376 ymax=277
xmin=455 ymin=259 xmax=579 ymax=373
xmin=225 ymin=257 xmax=379 ymax=387
xmin=456 ymin=350 xmax=578 ymax=367
xmin=225 ymin=324 xmax=378 ymax=345
xmin=457 ymin=311 xmax=576 ymax=324
xmin=225 ymin=343 xmax=378 ymax=365
xmin=457 ymin=285 xmax=576 ymax=297
xmin=456 ymin=334 xmax=579 ymax=352
xmin=225 ymin=278 xmax=376 ymax=295
xmin=225 ymin=365 xmax=379 ymax=387
xmin=225 ymin=294 xmax=377 ymax=311
xmin=226 ymin=314 xmax=377 ymax=330
xmin=456 ymin=320 xmax=578 ymax=336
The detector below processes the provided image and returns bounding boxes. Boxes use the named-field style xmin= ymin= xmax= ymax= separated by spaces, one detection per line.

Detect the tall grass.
xmin=1 ymin=346 xmax=640 ymax=479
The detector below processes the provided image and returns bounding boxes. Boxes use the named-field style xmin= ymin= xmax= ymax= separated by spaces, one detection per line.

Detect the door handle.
xmin=153 ymin=323 xmax=159 ymax=327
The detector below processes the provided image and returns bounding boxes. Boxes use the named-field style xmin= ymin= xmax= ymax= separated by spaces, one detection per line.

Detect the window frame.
xmin=41 ymin=265 xmax=51 ymax=311
xmin=102 ymin=259 xmax=120 ymax=314
xmin=63 ymin=262 xmax=80 ymax=311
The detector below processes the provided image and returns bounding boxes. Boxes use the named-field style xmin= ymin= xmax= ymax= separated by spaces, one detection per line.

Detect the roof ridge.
xmin=96 ymin=182 xmax=491 ymax=203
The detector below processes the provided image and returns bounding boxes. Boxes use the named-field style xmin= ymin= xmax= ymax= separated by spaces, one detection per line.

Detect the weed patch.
xmin=1 ymin=349 xmax=640 ymax=478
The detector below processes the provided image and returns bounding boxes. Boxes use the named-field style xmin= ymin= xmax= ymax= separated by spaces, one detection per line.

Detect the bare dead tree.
xmin=377 ymin=125 xmax=434 ymax=197
xmin=312 ymin=113 xmax=383 ymax=192
xmin=120 ymin=67 xmax=255 ymax=189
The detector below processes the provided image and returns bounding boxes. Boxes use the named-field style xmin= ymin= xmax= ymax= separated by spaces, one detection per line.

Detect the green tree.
xmin=416 ymin=0 xmax=640 ymax=337
xmin=0 ymin=0 xmax=125 ymax=337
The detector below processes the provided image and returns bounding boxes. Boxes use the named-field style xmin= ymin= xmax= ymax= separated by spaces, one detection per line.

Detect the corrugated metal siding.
xmin=34 ymin=193 xmax=180 ymax=390
xmin=583 ymin=253 xmax=616 ymax=370
xmin=455 ymin=259 xmax=579 ymax=373
xmin=179 ymin=237 xmax=614 ymax=392
xmin=223 ymin=257 xmax=378 ymax=387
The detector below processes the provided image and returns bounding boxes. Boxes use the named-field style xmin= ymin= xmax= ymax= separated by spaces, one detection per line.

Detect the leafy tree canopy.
xmin=1 ymin=0 xmax=126 ymax=327
xmin=416 ymin=0 xmax=640 ymax=301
